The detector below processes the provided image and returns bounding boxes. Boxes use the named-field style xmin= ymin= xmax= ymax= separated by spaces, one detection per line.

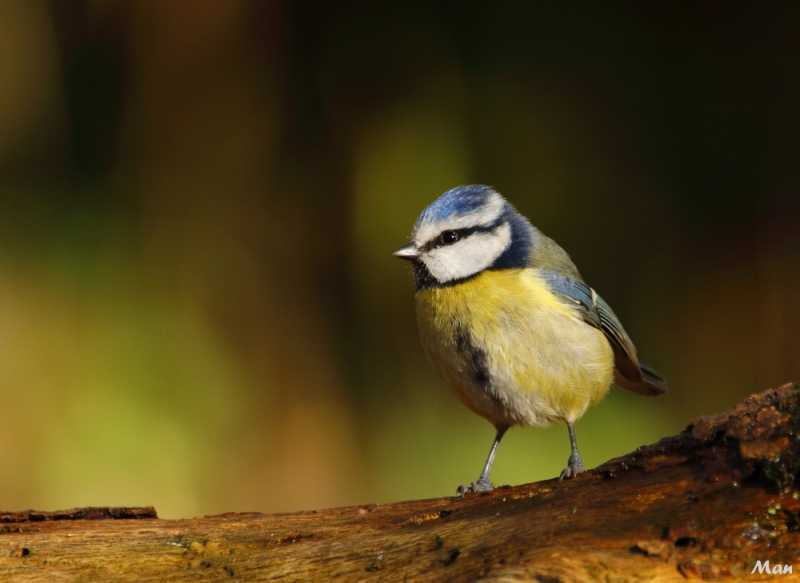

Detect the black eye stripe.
xmin=421 ymin=219 xmax=505 ymax=252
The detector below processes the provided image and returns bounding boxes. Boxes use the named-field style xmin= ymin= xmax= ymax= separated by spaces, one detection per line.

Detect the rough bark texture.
xmin=2 ymin=384 xmax=800 ymax=582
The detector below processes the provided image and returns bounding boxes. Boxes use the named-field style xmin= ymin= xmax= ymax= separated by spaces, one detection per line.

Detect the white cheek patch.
xmin=422 ymin=223 xmax=512 ymax=283
xmin=413 ymin=191 xmax=505 ymax=247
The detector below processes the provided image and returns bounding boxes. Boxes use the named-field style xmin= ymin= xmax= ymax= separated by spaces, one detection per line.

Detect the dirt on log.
xmin=2 ymin=385 xmax=800 ymax=582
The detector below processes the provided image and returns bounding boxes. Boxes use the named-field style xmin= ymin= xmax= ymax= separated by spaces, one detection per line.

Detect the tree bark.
xmin=2 ymin=384 xmax=800 ymax=582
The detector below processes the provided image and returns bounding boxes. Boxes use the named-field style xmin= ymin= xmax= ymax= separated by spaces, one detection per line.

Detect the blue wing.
xmin=540 ymin=272 xmax=666 ymax=396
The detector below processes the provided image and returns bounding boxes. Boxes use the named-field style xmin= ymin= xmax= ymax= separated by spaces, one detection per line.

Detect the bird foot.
xmin=456 ymin=477 xmax=494 ymax=495
xmin=559 ymin=452 xmax=584 ymax=480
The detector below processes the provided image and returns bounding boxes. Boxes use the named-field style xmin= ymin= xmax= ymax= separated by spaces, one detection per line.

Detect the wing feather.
xmin=540 ymin=271 xmax=666 ymax=396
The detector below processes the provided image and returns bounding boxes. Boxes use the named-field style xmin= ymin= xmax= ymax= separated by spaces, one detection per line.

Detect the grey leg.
xmin=457 ymin=426 xmax=508 ymax=494
xmin=559 ymin=421 xmax=584 ymax=480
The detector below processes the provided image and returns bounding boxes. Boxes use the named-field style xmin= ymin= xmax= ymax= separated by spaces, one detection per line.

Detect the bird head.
xmin=394 ymin=185 xmax=534 ymax=288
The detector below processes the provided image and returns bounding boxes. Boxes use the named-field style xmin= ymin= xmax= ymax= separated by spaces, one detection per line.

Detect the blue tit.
xmin=393 ymin=185 xmax=666 ymax=493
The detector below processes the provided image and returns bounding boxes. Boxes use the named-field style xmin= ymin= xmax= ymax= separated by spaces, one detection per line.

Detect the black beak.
xmin=392 ymin=243 xmax=419 ymax=261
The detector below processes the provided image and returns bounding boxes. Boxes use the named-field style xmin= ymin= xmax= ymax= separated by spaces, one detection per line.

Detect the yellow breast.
xmin=415 ymin=269 xmax=614 ymax=427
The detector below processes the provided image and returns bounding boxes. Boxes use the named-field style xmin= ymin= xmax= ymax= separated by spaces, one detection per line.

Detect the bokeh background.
xmin=1 ymin=1 xmax=799 ymax=519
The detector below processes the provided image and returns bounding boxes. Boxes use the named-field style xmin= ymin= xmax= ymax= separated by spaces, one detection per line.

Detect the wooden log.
xmin=1 ymin=384 xmax=799 ymax=582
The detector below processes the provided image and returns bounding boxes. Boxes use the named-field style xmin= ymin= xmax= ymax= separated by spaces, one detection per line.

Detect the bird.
xmin=393 ymin=184 xmax=666 ymax=493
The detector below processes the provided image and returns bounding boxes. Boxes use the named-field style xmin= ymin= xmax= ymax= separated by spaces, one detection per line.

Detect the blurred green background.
xmin=1 ymin=1 xmax=799 ymax=519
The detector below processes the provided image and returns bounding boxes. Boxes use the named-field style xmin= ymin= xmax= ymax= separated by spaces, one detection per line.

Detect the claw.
xmin=559 ymin=453 xmax=584 ymax=481
xmin=456 ymin=477 xmax=494 ymax=495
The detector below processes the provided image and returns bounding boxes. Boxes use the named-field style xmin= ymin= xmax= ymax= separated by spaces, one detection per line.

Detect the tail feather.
xmin=614 ymin=361 xmax=667 ymax=396
xmin=640 ymin=362 xmax=667 ymax=394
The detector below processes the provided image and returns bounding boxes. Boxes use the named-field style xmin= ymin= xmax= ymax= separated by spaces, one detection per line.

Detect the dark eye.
xmin=440 ymin=231 xmax=459 ymax=245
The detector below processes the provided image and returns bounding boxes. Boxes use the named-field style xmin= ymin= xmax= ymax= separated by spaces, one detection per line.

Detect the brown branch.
xmin=2 ymin=384 xmax=799 ymax=582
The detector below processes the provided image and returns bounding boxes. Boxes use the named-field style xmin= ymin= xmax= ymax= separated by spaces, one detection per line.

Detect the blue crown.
xmin=415 ymin=185 xmax=497 ymax=227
